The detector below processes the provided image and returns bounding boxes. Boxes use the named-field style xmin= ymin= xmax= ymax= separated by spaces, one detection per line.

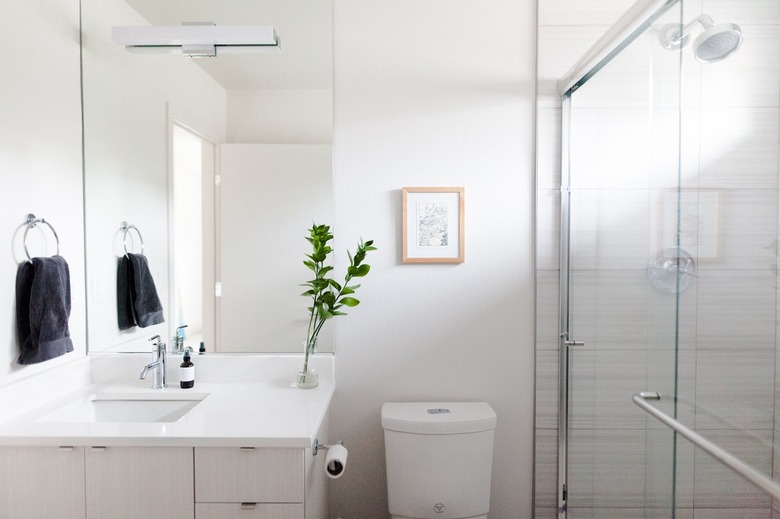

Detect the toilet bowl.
xmin=381 ymin=402 xmax=496 ymax=519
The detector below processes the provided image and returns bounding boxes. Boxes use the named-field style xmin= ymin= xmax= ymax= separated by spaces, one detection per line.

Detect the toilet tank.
xmin=382 ymin=402 xmax=496 ymax=519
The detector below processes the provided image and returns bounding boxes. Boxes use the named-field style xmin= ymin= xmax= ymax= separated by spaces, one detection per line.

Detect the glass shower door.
xmin=559 ymin=3 xmax=685 ymax=517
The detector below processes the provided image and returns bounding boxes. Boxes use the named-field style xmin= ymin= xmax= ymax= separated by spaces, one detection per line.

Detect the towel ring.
xmin=120 ymin=221 xmax=144 ymax=256
xmin=23 ymin=214 xmax=60 ymax=263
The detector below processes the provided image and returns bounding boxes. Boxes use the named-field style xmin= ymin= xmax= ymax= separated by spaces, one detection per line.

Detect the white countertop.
xmin=0 ymin=381 xmax=334 ymax=448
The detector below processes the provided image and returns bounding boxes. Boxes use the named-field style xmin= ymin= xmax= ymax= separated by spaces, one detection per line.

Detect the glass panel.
xmin=676 ymin=0 xmax=780 ymax=515
xmin=565 ymin=3 xmax=683 ymax=516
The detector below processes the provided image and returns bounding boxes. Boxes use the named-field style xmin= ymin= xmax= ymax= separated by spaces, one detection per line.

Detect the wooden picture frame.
xmin=402 ymin=187 xmax=464 ymax=264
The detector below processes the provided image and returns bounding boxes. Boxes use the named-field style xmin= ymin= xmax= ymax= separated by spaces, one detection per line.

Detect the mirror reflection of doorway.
xmin=171 ymin=123 xmax=215 ymax=351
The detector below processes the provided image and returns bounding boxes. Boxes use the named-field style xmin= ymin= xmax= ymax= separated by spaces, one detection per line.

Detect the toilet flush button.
xmin=434 ymin=503 xmax=445 ymax=513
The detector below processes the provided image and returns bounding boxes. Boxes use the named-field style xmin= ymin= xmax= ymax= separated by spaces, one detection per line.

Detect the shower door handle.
xmin=564 ymin=340 xmax=584 ymax=347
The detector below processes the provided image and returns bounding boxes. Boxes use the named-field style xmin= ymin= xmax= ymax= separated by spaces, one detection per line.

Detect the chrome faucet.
xmin=172 ymin=324 xmax=188 ymax=354
xmin=139 ymin=335 xmax=167 ymax=389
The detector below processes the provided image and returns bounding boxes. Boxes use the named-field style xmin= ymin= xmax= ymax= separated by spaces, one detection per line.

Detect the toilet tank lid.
xmin=381 ymin=402 xmax=496 ymax=434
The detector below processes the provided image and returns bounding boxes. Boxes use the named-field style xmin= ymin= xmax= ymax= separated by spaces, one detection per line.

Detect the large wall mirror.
xmin=82 ymin=0 xmax=333 ymax=354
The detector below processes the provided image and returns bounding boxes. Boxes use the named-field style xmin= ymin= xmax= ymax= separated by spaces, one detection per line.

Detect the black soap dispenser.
xmin=180 ymin=348 xmax=195 ymax=389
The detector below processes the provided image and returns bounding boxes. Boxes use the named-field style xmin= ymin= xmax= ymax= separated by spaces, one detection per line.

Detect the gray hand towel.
xmin=16 ymin=255 xmax=74 ymax=365
xmin=117 ymin=253 xmax=165 ymax=329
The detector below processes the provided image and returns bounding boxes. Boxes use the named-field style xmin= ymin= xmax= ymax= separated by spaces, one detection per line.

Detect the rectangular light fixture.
xmin=111 ymin=24 xmax=280 ymax=57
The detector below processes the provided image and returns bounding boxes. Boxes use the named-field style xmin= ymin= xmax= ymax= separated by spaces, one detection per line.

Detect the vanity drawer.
xmin=195 ymin=447 xmax=304 ymax=503
xmin=196 ymin=503 xmax=304 ymax=519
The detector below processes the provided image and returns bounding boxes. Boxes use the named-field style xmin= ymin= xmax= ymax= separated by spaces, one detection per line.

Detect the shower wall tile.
xmin=590 ymin=429 xmax=648 ymax=508
xmin=593 ymin=349 xmax=650 ymax=429
xmin=672 ymin=431 xmax=696 ymax=509
xmin=697 ymin=189 xmax=778 ymax=270
xmin=694 ymin=509 xmax=771 ymax=519
xmin=649 ymin=107 xmax=692 ymax=191
xmin=569 ymin=190 xmax=651 ymax=269
xmin=567 ymin=428 xmax=596 ymax=509
xmin=692 ymin=429 xmax=773 ymax=509
xmin=534 ymin=507 xmax=557 ymax=519
xmin=536 ymin=270 xmax=560 ymax=348
xmin=567 ymin=508 xmax=685 ymax=518
xmin=774 ymin=446 xmax=780 ymax=517
xmin=569 ymin=108 xmax=652 ymax=189
xmin=700 ymin=25 xmax=780 ymax=108
xmin=537 ymin=190 xmax=560 ymax=270
xmin=695 ymin=349 xmax=775 ymax=430
xmin=699 ymin=108 xmax=780 ymax=190
xmin=647 ymin=276 xmax=698 ymax=350
xmin=772 ymin=490 xmax=780 ymax=519
xmin=646 ymin=349 xmax=697 ymax=427
xmin=536 ymin=349 xmax=559 ymax=429
xmin=537 ymin=25 xmax=610 ymax=107
xmin=537 ymin=107 xmax=562 ymax=190
xmin=695 ymin=271 xmax=777 ymax=350
xmin=534 ymin=428 xmax=558 ymax=509
xmin=539 ymin=0 xmax=635 ymax=26
xmin=644 ymin=425 xmax=685 ymax=508
xmin=706 ymin=0 xmax=780 ymax=25
xmin=570 ymin=270 xmax=650 ymax=349
xmin=569 ymin=348 xmax=596 ymax=430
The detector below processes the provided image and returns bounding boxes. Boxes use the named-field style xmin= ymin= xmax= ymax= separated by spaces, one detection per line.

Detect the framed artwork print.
xmin=402 ymin=187 xmax=464 ymax=264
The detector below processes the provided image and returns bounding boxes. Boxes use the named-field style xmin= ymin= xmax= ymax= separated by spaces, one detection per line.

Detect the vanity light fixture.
xmin=111 ymin=23 xmax=280 ymax=58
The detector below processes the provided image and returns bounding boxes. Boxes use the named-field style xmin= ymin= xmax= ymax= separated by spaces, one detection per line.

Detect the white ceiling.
xmin=124 ymin=0 xmax=332 ymax=90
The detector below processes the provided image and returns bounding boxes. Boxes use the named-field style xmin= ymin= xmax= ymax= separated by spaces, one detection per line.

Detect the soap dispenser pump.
xmin=180 ymin=348 xmax=195 ymax=389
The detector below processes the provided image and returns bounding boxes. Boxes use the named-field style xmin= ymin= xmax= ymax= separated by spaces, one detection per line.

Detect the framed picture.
xmin=402 ymin=187 xmax=464 ymax=263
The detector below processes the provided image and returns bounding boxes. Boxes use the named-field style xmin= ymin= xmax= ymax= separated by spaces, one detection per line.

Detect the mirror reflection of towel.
xmin=117 ymin=253 xmax=165 ymax=330
xmin=16 ymin=256 xmax=74 ymax=365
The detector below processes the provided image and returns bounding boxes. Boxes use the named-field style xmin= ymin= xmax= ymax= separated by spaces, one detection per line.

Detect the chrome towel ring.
xmin=120 ymin=221 xmax=144 ymax=256
xmin=23 ymin=213 xmax=60 ymax=263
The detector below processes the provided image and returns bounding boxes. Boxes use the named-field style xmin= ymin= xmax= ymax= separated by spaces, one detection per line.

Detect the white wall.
xmin=227 ymin=89 xmax=333 ymax=144
xmin=330 ymin=1 xmax=537 ymax=517
xmin=0 ymin=1 xmax=86 ymax=383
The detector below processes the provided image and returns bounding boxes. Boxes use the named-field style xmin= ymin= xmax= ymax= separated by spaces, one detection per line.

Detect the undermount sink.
xmin=38 ymin=391 xmax=209 ymax=423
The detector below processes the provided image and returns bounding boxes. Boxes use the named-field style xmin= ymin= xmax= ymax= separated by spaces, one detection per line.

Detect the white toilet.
xmin=381 ymin=402 xmax=497 ymax=519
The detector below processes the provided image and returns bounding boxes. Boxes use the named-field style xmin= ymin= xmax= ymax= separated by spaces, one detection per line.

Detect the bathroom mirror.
xmin=82 ymin=0 xmax=333 ymax=354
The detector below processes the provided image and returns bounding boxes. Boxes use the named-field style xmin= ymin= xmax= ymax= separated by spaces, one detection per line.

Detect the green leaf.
xmin=348 ymin=264 xmax=371 ymax=277
xmin=340 ymin=297 xmax=360 ymax=307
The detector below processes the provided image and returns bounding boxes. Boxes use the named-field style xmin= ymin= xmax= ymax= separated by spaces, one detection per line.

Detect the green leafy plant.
xmin=300 ymin=223 xmax=376 ymax=376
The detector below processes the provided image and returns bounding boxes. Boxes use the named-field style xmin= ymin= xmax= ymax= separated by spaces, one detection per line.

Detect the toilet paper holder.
xmin=313 ymin=439 xmax=349 ymax=479
xmin=312 ymin=438 xmax=343 ymax=456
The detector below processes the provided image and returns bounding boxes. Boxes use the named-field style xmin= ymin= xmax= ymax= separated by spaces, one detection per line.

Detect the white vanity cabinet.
xmin=85 ymin=446 xmax=194 ymax=519
xmin=0 ymin=446 xmax=193 ymax=519
xmin=0 ymin=446 xmax=86 ymax=519
xmin=194 ymin=447 xmax=305 ymax=519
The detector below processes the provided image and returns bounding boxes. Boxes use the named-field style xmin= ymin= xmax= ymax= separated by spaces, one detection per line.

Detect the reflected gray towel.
xmin=16 ymin=255 xmax=74 ymax=365
xmin=117 ymin=253 xmax=164 ymax=329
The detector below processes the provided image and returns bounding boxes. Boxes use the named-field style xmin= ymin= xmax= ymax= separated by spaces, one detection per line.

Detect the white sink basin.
xmin=38 ymin=392 xmax=209 ymax=423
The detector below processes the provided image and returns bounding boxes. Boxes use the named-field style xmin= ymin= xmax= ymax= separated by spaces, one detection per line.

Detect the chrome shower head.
xmin=660 ymin=14 xmax=743 ymax=63
xmin=693 ymin=22 xmax=743 ymax=63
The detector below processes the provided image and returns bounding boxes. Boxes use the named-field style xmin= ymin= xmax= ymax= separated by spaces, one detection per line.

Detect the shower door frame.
xmin=555 ymin=1 xmax=681 ymax=517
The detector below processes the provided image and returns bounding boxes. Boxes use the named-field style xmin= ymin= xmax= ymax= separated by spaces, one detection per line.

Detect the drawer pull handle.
xmin=90 ymin=446 xmax=107 ymax=452
xmin=58 ymin=446 xmax=74 ymax=452
xmin=240 ymin=503 xmax=257 ymax=510
xmin=239 ymin=447 xmax=255 ymax=452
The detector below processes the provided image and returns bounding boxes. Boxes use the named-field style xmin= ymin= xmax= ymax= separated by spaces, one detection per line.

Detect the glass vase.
xmin=296 ymin=337 xmax=319 ymax=389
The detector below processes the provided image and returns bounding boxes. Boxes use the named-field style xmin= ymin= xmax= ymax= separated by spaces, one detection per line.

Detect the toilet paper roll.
xmin=325 ymin=444 xmax=348 ymax=479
